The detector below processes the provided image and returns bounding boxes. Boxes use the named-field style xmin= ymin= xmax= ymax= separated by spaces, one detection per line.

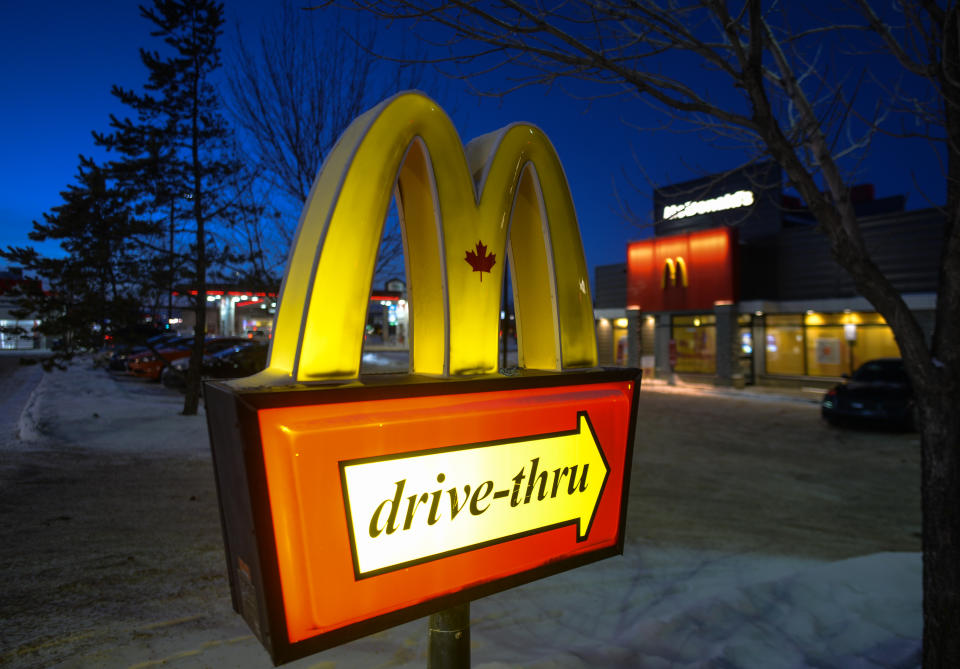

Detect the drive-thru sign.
xmin=205 ymin=92 xmax=640 ymax=665
xmin=341 ymin=411 xmax=606 ymax=577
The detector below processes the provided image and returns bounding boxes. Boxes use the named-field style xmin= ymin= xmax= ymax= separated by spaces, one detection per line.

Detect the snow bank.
xmin=0 ymin=354 xmax=45 ymax=445
xmin=132 ymin=548 xmax=917 ymax=669
xmin=14 ymin=367 xmax=46 ymax=444
xmin=463 ymin=548 xmax=920 ymax=669
xmin=17 ymin=358 xmax=208 ymax=456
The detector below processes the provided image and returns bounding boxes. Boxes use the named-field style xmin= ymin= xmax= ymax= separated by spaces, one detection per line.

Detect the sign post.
xmin=205 ymin=92 xmax=640 ymax=666
xmin=428 ymin=604 xmax=470 ymax=669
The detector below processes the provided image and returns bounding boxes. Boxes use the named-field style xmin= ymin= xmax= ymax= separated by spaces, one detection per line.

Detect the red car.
xmin=126 ymin=336 xmax=247 ymax=380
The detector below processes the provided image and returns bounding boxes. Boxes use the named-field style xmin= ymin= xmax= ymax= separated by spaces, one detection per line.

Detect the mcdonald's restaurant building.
xmin=594 ymin=163 xmax=943 ymax=388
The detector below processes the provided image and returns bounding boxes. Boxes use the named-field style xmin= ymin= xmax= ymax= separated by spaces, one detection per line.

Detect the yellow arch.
xmin=662 ymin=258 xmax=676 ymax=288
xmin=675 ymin=256 xmax=688 ymax=288
xmin=247 ymin=92 xmax=596 ymax=384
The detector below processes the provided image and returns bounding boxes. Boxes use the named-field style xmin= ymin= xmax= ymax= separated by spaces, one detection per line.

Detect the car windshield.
xmin=851 ymin=360 xmax=908 ymax=384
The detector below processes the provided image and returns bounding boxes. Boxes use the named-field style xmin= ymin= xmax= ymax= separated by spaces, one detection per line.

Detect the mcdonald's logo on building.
xmin=662 ymin=256 xmax=689 ymax=288
xmin=628 ymin=227 xmax=737 ymax=312
xmin=205 ymin=92 xmax=640 ymax=664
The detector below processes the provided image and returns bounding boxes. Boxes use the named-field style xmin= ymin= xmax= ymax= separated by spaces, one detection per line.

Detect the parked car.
xmin=106 ymin=332 xmax=181 ymax=371
xmin=127 ymin=336 xmax=248 ymax=381
xmin=161 ymin=340 xmax=268 ymax=390
xmin=821 ymin=358 xmax=915 ymax=430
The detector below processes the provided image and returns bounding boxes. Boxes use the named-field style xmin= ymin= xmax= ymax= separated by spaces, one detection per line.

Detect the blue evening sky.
xmin=0 ymin=1 xmax=945 ymax=282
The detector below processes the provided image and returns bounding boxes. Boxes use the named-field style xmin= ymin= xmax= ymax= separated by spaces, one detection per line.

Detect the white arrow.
xmin=339 ymin=412 xmax=609 ymax=577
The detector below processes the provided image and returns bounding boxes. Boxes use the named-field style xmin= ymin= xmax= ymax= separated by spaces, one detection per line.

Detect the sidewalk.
xmin=640 ymin=375 xmax=824 ymax=404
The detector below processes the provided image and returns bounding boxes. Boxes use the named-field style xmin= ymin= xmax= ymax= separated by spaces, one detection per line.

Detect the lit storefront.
xmin=594 ymin=164 xmax=942 ymax=386
xmin=171 ymin=289 xmax=279 ymax=338
xmin=0 ymin=269 xmax=43 ymax=349
xmin=596 ymin=316 xmax=630 ymax=366
xmin=365 ymin=284 xmax=410 ymax=349
xmin=0 ymin=318 xmax=41 ymax=349
xmin=762 ymin=311 xmax=899 ymax=378
xmin=171 ymin=280 xmax=410 ymax=349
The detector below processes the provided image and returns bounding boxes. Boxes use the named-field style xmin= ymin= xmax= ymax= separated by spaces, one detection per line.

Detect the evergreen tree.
xmin=102 ymin=0 xmax=240 ymax=415
xmin=0 ymin=158 xmax=158 ymax=370
xmin=96 ymin=124 xmax=186 ymax=326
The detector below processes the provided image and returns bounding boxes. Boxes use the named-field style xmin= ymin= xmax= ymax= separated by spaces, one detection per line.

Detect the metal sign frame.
xmin=206 ymin=368 xmax=639 ymax=665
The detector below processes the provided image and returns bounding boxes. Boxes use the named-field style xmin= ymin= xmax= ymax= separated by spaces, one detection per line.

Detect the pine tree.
xmin=102 ymin=0 xmax=240 ymax=415
xmin=96 ymin=123 xmax=186 ymax=326
xmin=0 ymin=158 xmax=157 ymax=370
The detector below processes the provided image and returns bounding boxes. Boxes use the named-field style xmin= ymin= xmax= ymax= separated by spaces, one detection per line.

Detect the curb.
xmin=640 ymin=379 xmax=822 ymax=405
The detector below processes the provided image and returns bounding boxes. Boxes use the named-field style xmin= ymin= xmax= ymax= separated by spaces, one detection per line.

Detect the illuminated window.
xmin=672 ymin=315 xmax=716 ymax=373
xmin=851 ymin=321 xmax=899 ymax=368
xmin=805 ymin=324 xmax=846 ymax=377
xmin=612 ymin=320 xmax=629 ymax=366
xmin=764 ymin=312 xmax=900 ymax=378
xmin=765 ymin=314 xmax=804 ymax=375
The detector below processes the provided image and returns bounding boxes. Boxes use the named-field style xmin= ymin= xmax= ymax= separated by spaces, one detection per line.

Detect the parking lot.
xmin=630 ymin=384 xmax=920 ymax=559
xmin=0 ymin=362 xmax=921 ymax=667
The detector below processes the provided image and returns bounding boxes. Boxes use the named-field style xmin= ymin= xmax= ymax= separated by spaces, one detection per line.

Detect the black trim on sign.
xmin=579 ymin=409 xmax=611 ymax=545
xmin=218 ymin=367 xmax=640 ymax=411
xmin=618 ymin=372 xmax=643 ymax=554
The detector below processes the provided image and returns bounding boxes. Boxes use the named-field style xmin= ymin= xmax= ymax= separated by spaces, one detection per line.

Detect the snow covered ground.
xmin=0 ymin=358 xmax=921 ymax=668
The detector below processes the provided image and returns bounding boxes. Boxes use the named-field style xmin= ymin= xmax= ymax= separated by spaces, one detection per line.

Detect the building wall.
xmin=594 ymin=263 xmax=627 ymax=309
xmin=626 ymin=227 xmax=738 ymax=312
xmin=776 ymin=208 xmax=943 ymax=300
xmin=596 ymin=318 xmax=615 ymax=365
xmin=594 ymin=264 xmax=629 ymax=367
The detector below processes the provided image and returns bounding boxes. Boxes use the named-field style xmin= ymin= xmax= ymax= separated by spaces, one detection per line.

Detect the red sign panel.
xmin=205 ymin=369 xmax=640 ymax=664
xmin=627 ymin=226 xmax=737 ymax=312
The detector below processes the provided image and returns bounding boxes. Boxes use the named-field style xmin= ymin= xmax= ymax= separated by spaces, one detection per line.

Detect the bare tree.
xmin=226 ymin=2 xmax=425 ymax=280
xmin=340 ymin=1 xmax=958 ymax=665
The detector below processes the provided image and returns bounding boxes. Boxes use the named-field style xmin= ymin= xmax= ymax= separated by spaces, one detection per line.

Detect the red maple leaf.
xmin=464 ymin=240 xmax=496 ymax=281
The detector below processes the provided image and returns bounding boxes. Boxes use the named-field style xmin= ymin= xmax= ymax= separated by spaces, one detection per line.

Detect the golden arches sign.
xmin=661 ymin=256 xmax=688 ymax=289
xmin=205 ymin=92 xmax=641 ymax=663
xmin=249 ymin=91 xmax=596 ymax=383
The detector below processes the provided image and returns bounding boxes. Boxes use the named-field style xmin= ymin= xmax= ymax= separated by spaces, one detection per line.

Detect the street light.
xmin=844 ymin=323 xmax=857 ymax=374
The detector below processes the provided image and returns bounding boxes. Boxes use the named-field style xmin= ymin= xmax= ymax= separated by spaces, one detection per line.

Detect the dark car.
xmin=161 ymin=340 xmax=267 ymax=390
xmin=821 ymin=358 xmax=915 ymax=430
